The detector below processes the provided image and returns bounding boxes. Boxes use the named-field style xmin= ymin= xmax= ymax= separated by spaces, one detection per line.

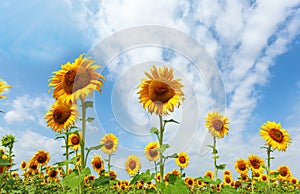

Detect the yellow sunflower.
xmin=0 ymin=79 xmax=11 ymax=99
xmin=205 ymin=112 xmax=229 ymax=138
xmin=20 ymin=161 xmax=27 ymax=171
xmin=248 ymin=155 xmax=265 ymax=173
xmin=32 ymin=150 xmax=50 ymax=166
xmin=184 ymin=177 xmax=194 ymax=188
xmin=137 ymin=66 xmax=184 ymax=115
xmin=258 ymin=174 xmax=268 ymax=182
xmin=175 ymin=152 xmax=189 ymax=168
xmin=28 ymin=160 xmax=39 ymax=175
xmin=45 ymin=100 xmax=79 ymax=133
xmin=49 ymin=54 xmax=105 ymax=104
xmin=223 ymin=169 xmax=232 ymax=176
xmin=144 ymin=142 xmax=160 ymax=161
xmin=125 ymin=155 xmax=141 ymax=175
xmin=204 ymin=170 xmax=214 ymax=179
xmin=289 ymin=177 xmax=298 ymax=185
xmin=68 ymin=133 xmax=80 ymax=150
xmin=91 ymin=155 xmax=104 ymax=174
xmin=223 ymin=175 xmax=233 ymax=186
xmin=260 ymin=121 xmax=292 ymax=151
xmin=235 ymin=159 xmax=249 ymax=174
xmin=46 ymin=168 xmax=58 ymax=179
xmin=240 ymin=173 xmax=249 ymax=182
xmin=277 ymin=165 xmax=291 ymax=181
xmin=100 ymin=133 xmax=118 ymax=154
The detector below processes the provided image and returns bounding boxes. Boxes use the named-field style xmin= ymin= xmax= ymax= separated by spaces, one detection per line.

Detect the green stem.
xmin=213 ymin=136 xmax=218 ymax=180
xmin=267 ymin=145 xmax=271 ymax=193
xmin=251 ymin=171 xmax=254 ymax=194
xmin=159 ymin=114 xmax=164 ymax=183
xmin=80 ymin=97 xmax=86 ymax=170
xmin=108 ymin=154 xmax=111 ymax=173
xmin=65 ymin=133 xmax=69 ymax=176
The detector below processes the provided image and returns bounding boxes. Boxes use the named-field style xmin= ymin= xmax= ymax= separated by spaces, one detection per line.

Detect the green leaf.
xmin=150 ymin=127 xmax=159 ymax=135
xmin=62 ymin=172 xmax=85 ymax=191
xmin=166 ymin=153 xmax=178 ymax=159
xmin=93 ymin=176 xmax=113 ymax=186
xmin=216 ymin=164 xmax=226 ymax=170
xmin=84 ymin=101 xmax=93 ymax=109
xmin=163 ymin=119 xmax=180 ymax=125
xmin=81 ymin=167 xmax=91 ymax=175
xmin=86 ymin=117 xmax=94 ymax=122
xmin=86 ymin=144 xmax=104 ymax=151
xmin=160 ymin=144 xmax=170 ymax=153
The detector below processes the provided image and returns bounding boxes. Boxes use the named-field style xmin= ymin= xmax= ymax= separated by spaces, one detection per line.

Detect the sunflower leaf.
xmin=160 ymin=144 xmax=170 ymax=153
xmin=216 ymin=164 xmax=226 ymax=170
xmin=150 ymin=127 xmax=159 ymax=136
xmin=86 ymin=144 xmax=105 ymax=151
xmin=84 ymin=101 xmax=93 ymax=109
xmin=86 ymin=117 xmax=94 ymax=122
xmin=166 ymin=153 xmax=178 ymax=159
xmin=163 ymin=119 xmax=180 ymax=125
xmin=81 ymin=167 xmax=91 ymax=175
xmin=62 ymin=172 xmax=85 ymax=191
xmin=93 ymin=176 xmax=113 ymax=186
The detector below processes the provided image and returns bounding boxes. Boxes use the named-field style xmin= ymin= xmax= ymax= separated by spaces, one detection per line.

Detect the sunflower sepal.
xmin=150 ymin=127 xmax=159 ymax=137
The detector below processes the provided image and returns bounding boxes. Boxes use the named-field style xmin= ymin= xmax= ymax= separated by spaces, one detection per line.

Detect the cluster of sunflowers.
xmin=0 ymin=54 xmax=300 ymax=193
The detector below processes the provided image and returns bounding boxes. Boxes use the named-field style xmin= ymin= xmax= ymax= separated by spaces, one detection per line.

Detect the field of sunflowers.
xmin=0 ymin=54 xmax=299 ymax=193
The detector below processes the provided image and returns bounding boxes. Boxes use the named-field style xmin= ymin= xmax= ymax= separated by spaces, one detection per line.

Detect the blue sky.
xmin=1 ymin=0 xmax=300 ymax=180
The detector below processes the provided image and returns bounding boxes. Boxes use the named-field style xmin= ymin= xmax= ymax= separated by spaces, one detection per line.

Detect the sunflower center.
xmin=30 ymin=164 xmax=37 ymax=170
xmin=50 ymin=170 xmax=58 ymax=178
xmin=71 ymin=135 xmax=80 ymax=145
xmin=21 ymin=162 xmax=26 ymax=169
xmin=129 ymin=160 xmax=136 ymax=170
xmin=188 ymin=179 xmax=193 ymax=186
xmin=262 ymin=175 xmax=267 ymax=181
xmin=95 ymin=160 xmax=102 ymax=169
xmin=225 ymin=177 xmax=231 ymax=183
xmin=53 ymin=106 xmax=71 ymax=124
xmin=238 ymin=163 xmax=246 ymax=171
xmin=148 ymin=80 xmax=175 ymax=103
xmin=251 ymin=160 xmax=260 ymax=169
xmin=63 ymin=67 xmax=91 ymax=94
xmin=149 ymin=149 xmax=158 ymax=158
xmin=279 ymin=168 xmax=288 ymax=176
xmin=179 ymin=156 xmax=186 ymax=163
xmin=269 ymin=128 xmax=283 ymax=143
xmin=37 ymin=153 xmax=48 ymax=164
xmin=105 ymin=139 xmax=114 ymax=150
xmin=212 ymin=119 xmax=223 ymax=131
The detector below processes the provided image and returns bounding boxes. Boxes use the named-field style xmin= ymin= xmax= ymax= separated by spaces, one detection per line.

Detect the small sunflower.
xmin=47 ymin=168 xmax=58 ymax=179
xmin=137 ymin=66 xmax=184 ymax=115
xmin=223 ymin=169 xmax=232 ymax=176
xmin=0 ymin=78 xmax=11 ymax=99
xmin=32 ymin=150 xmax=50 ymax=166
xmin=49 ymin=54 xmax=105 ymax=104
xmin=184 ymin=177 xmax=194 ymax=187
xmin=45 ymin=100 xmax=79 ymax=133
xmin=204 ymin=170 xmax=214 ymax=179
xmin=175 ymin=152 xmax=189 ymax=168
xmin=144 ymin=142 xmax=160 ymax=161
xmin=235 ymin=159 xmax=249 ymax=174
xmin=68 ymin=133 xmax=80 ymax=150
xmin=260 ymin=121 xmax=292 ymax=151
xmin=205 ymin=112 xmax=229 ymax=138
xmin=20 ymin=161 xmax=27 ymax=171
xmin=223 ymin=175 xmax=233 ymax=186
xmin=289 ymin=177 xmax=298 ymax=185
xmin=91 ymin=155 xmax=104 ymax=174
xmin=248 ymin=155 xmax=265 ymax=173
xmin=240 ymin=173 xmax=249 ymax=182
xmin=100 ymin=133 xmax=118 ymax=154
xmin=125 ymin=155 xmax=141 ymax=175
xmin=28 ymin=160 xmax=39 ymax=175
xmin=259 ymin=174 xmax=268 ymax=182
xmin=277 ymin=165 xmax=291 ymax=181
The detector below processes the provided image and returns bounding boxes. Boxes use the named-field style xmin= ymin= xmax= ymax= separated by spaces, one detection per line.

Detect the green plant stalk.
xmin=65 ymin=133 xmax=69 ymax=176
xmin=213 ymin=136 xmax=218 ymax=180
xmin=266 ymin=145 xmax=271 ymax=193
xmin=80 ymin=97 xmax=87 ymax=194
xmin=108 ymin=154 xmax=111 ymax=173
xmin=159 ymin=115 xmax=164 ymax=183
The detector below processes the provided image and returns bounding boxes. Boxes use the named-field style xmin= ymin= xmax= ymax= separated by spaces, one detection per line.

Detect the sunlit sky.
xmin=1 ymin=0 xmax=300 ymax=180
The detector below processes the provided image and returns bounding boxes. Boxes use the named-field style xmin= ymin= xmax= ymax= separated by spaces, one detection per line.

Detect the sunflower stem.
xmin=213 ymin=136 xmax=218 ymax=180
xmin=65 ymin=133 xmax=69 ymax=176
xmin=108 ymin=153 xmax=111 ymax=173
xmin=266 ymin=145 xmax=271 ymax=193
xmin=159 ymin=114 xmax=164 ymax=183
xmin=80 ymin=97 xmax=87 ymax=194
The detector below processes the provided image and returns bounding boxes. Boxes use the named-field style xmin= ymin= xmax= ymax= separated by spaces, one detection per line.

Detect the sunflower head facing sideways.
xmin=91 ymin=155 xmax=104 ymax=174
xmin=45 ymin=100 xmax=79 ymax=133
xmin=49 ymin=54 xmax=105 ymax=104
xmin=68 ymin=133 xmax=81 ymax=150
xmin=144 ymin=142 xmax=160 ymax=161
xmin=260 ymin=121 xmax=291 ymax=152
xmin=248 ymin=155 xmax=265 ymax=173
xmin=31 ymin=150 xmax=50 ymax=166
xmin=100 ymin=133 xmax=118 ymax=155
xmin=205 ymin=112 xmax=229 ymax=138
xmin=137 ymin=66 xmax=184 ymax=115
xmin=0 ymin=78 xmax=11 ymax=99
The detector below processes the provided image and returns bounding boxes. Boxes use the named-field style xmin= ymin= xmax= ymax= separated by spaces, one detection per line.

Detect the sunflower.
xmin=205 ymin=112 xmax=229 ymax=138
xmin=45 ymin=100 xmax=79 ymax=133
xmin=204 ymin=170 xmax=214 ymax=179
xmin=259 ymin=174 xmax=268 ymax=182
xmin=171 ymin=169 xmax=181 ymax=177
xmin=68 ymin=133 xmax=80 ymax=150
xmin=100 ymin=133 xmax=118 ymax=154
xmin=175 ymin=152 xmax=189 ymax=168
xmin=289 ymin=177 xmax=298 ymax=185
xmin=0 ymin=79 xmax=11 ymax=99
xmin=223 ymin=169 xmax=232 ymax=176
xmin=240 ymin=173 xmax=249 ymax=182
xmin=49 ymin=54 xmax=105 ymax=104
xmin=144 ymin=142 xmax=160 ymax=161
xmin=32 ymin=150 xmax=50 ymax=166
xmin=20 ymin=161 xmax=27 ymax=170
xmin=223 ymin=175 xmax=233 ymax=186
xmin=184 ymin=177 xmax=194 ymax=187
xmin=47 ymin=168 xmax=58 ymax=179
xmin=91 ymin=155 xmax=104 ymax=174
xmin=137 ymin=66 xmax=184 ymax=115
xmin=248 ymin=155 xmax=265 ymax=173
xmin=277 ymin=165 xmax=291 ymax=181
xmin=234 ymin=180 xmax=242 ymax=188
xmin=28 ymin=160 xmax=39 ymax=175
xmin=260 ymin=121 xmax=292 ymax=151
xmin=235 ymin=159 xmax=249 ymax=174
xmin=125 ymin=155 xmax=141 ymax=175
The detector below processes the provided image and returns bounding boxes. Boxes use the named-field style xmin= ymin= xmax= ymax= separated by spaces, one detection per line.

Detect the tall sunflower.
xmin=205 ymin=112 xmax=229 ymax=138
xmin=48 ymin=54 xmax=105 ymax=104
xmin=260 ymin=121 xmax=291 ymax=151
xmin=234 ymin=159 xmax=248 ymax=174
xmin=248 ymin=155 xmax=265 ymax=173
xmin=45 ymin=100 xmax=79 ymax=133
xmin=91 ymin=155 xmax=104 ymax=174
xmin=100 ymin=133 xmax=118 ymax=154
xmin=31 ymin=150 xmax=50 ymax=166
xmin=125 ymin=155 xmax=141 ymax=175
xmin=68 ymin=133 xmax=80 ymax=150
xmin=0 ymin=78 xmax=11 ymax=99
xmin=144 ymin=142 xmax=160 ymax=161
xmin=137 ymin=66 xmax=184 ymax=115
xmin=175 ymin=152 xmax=189 ymax=169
